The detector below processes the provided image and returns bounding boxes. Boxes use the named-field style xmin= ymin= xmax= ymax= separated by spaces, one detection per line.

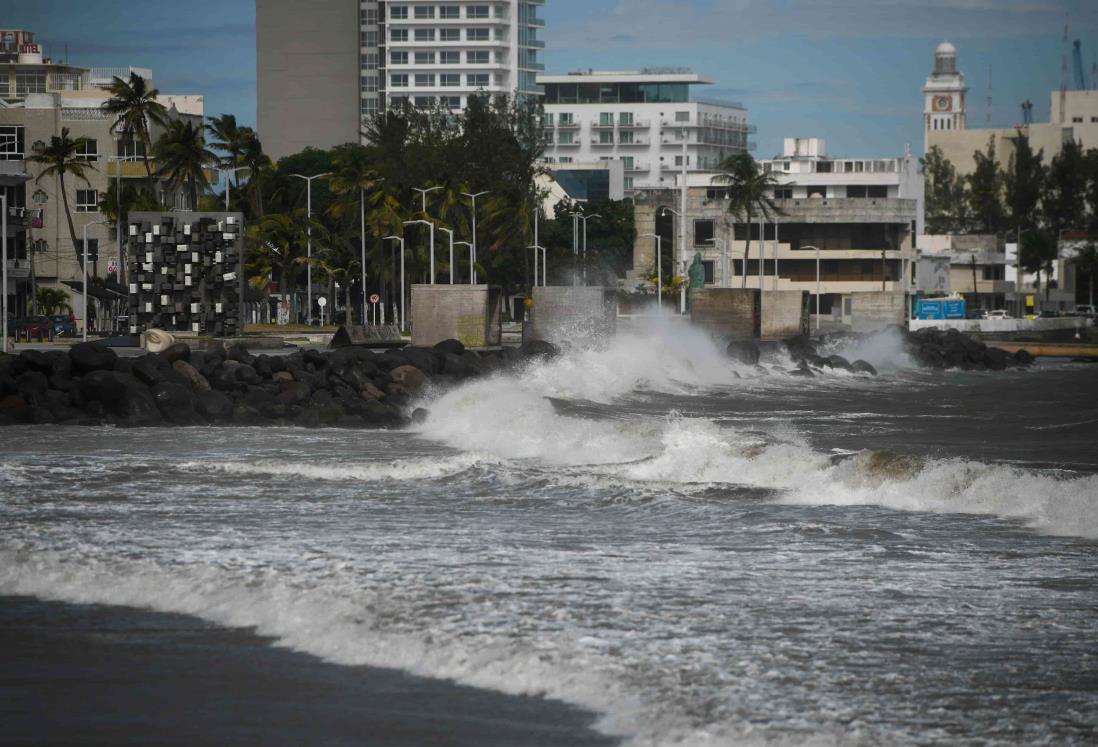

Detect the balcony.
xmin=771 ymin=197 xmax=917 ymax=224
xmin=591 ymin=120 xmax=616 ymax=130
xmin=556 ymin=119 xmax=580 ymax=129
xmin=617 ymin=136 xmax=650 ymax=146
xmin=617 ymin=119 xmax=650 ymax=129
xmin=590 ymin=137 xmax=616 ymax=147
xmin=5 ymin=205 xmax=41 ymax=229
xmin=554 ymin=139 xmax=581 ymax=148
xmin=624 ymin=161 xmax=650 ymax=172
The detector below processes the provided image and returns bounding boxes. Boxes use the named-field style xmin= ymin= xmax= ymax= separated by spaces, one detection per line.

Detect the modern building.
xmin=630 ymin=137 xmax=923 ymax=327
xmin=0 ymin=29 xmax=204 ymax=325
xmin=257 ymin=0 xmax=546 ymax=162
xmin=923 ymin=40 xmax=1098 ymax=172
xmin=537 ymin=69 xmax=753 ymax=192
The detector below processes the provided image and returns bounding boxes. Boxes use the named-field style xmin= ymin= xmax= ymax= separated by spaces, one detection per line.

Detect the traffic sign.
xmin=369 ymin=293 xmax=380 ymax=304
xmin=317 ymin=296 xmax=327 ymax=307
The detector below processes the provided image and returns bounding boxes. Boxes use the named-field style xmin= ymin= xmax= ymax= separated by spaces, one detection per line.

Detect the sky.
xmin=7 ymin=0 xmax=1098 ymax=159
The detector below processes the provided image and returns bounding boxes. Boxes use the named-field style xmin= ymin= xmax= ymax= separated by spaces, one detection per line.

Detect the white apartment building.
xmin=258 ymin=0 xmax=546 ymax=161
xmin=537 ymin=69 xmax=753 ymax=192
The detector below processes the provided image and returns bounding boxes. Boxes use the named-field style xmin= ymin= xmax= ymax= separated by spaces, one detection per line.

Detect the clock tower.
xmin=923 ymin=41 xmax=967 ymax=153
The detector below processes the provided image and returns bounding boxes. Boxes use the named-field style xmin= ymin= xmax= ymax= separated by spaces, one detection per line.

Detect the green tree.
xmin=246 ymin=211 xmax=326 ymax=320
xmin=328 ymin=144 xmax=384 ymax=321
xmin=28 ymin=128 xmax=98 ymax=270
xmin=1003 ymin=132 xmax=1045 ymax=233
xmin=1072 ymin=243 xmax=1098 ymax=308
xmin=35 ymin=286 xmax=72 ymax=315
xmin=711 ymin=153 xmax=782 ymax=288
xmin=153 ymin=119 xmax=217 ymax=210
xmin=1044 ymin=139 xmax=1087 ymax=236
xmin=1020 ymin=229 xmax=1058 ymax=302
xmin=921 ymin=145 xmax=969 ymax=233
xmin=1084 ymin=148 xmax=1098 ymax=236
xmin=966 ymin=136 xmax=1005 ymax=235
xmin=100 ymin=72 xmax=168 ymax=180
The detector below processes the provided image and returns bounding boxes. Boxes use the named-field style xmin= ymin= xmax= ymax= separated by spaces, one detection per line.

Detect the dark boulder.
xmin=69 ymin=342 xmax=118 ymax=374
xmin=825 ymin=355 xmax=853 ymax=372
xmin=130 ymin=356 xmax=164 ymax=387
xmin=434 ymin=338 xmax=465 ymax=356
xmin=78 ymin=370 xmax=160 ymax=426
xmin=18 ymin=349 xmax=52 ymax=373
xmin=235 ymin=364 xmax=261 ymax=385
xmin=226 ymin=344 xmax=254 ymax=366
xmin=302 ymin=348 xmax=328 ymax=370
xmin=1014 ymin=349 xmax=1034 ymax=366
xmin=402 ymin=347 xmax=442 ymax=375
xmin=173 ymin=360 xmax=211 ymax=391
xmin=789 ymin=366 xmax=815 ymax=378
xmin=521 ymin=339 xmax=561 ymax=359
xmin=725 ymin=340 xmax=760 ymax=366
xmin=15 ymin=371 xmax=49 ymax=404
xmin=196 ymin=390 xmax=234 ymax=421
xmin=151 ymin=382 xmax=202 ymax=424
xmin=158 ymin=342 xmax=191 ymax=364
xmin=851 ymin=360 xmax=878 ymax=376
xmin=277 ymin=381 xmax=312 ymax=405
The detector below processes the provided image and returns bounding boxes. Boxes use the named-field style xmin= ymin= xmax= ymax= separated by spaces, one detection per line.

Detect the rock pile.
xmin=0 ymin=338 xmax=559 ymax=428
xmin=901 ymin=326 xmax=1032 ymax=370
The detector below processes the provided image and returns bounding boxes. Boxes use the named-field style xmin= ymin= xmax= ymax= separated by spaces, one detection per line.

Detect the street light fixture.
xmin=383 ymin=235 xmax=406 ymax=331
xmin=291 ymin=172 xmax=331 ymax=323
xmin=802 ymin=245 xmax=821 ymax=332
xmin=660 ymin=206 xmax=686 ymax=313
xmin=404 ymin=219 xmax=437 ymax=284
xmin=578 ymin=213 xmax=600 ymax=285
xmin=413 ymin=185 xmax=442 ymax=214
xmin=461 ymin=190 xmax=489 ymax=284
xmin=222 ymin=165 xmax=251 ymax=210
xmin=82 ymin=219 xmax=111 ymax=341
xmin=438 ymin=227 xmax=456 ymax=284
xmin=640 ymin=233 xmax=663 ymax=308
xmin=454 ymin=240 xmax=473 ymax=284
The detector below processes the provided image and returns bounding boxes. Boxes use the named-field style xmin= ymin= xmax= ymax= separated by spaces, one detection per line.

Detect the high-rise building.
xmin=257 ymin=0 xmax=547 ymax=162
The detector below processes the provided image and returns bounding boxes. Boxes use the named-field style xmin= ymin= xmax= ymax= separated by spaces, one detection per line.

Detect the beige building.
xmin=924 ymin=41 xmax=1098 ymax=173
xmin=0 ymin=29 xmax=203 ymax=326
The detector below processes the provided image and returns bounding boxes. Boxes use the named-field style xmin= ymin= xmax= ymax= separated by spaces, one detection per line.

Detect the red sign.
xmin=369 ymin=293 xmax=380 ymax=304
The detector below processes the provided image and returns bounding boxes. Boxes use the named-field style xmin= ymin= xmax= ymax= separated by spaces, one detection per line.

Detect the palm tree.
xmin=206 ymin=113 xmax=250 ymax=205
xmin=246 ymin=211 xmax=324 ymax=321
xmin=239 ymin=132 xmax=272 ymax=217
xmin=712 ymin=154 xmax=783 ymax=288
xmin=28 ymin=128 xmax=98 ymax=270
xmin=329 ymin=145 xmax=383 ymax=321
xmin=100 ymin=72 xmax=168 ymax=179
xmin=153 ymin=119 xmax=217 ymax=210
xmin=35 ymin=287 xmax=72 ymax=316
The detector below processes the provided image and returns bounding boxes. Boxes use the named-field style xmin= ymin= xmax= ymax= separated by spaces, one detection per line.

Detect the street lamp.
xmin=383 ymin=235 xmax=406 ymax=331
xmin=104 ymin=156 xmax=129 ymax=284
xmin=413 ymin=185 xmax=442 ymax=214
xmin=461 ymin=190 xmax=489 ymax=284
xmin=802 ymin=245 xmax=821 ymax=332
xmin=578 ymin=213 xmax=600 ymax=285
xmin=82 ymin=219 xmax=110 ymax=341
xmin=291 ymin=172 xmax=331 ymax=323
xmin=640 ymin=233 xmax=663 ymax=307
xmin=404 ymin=219 xmax=437 ymax=284
xmin=455 ymin=240 xmax=473 ymax=284
xmin=222 ymin=165 xmax=251 ymax=210
xmin=660 ymin=206 xmax=686 ymax=313
xmin=1 ymin=192 xmax=7 ymax=349
xmin=527 ymin=245 xmax=546 ymax=287
xmin=438 ymin=227 xmax=456 ymax=284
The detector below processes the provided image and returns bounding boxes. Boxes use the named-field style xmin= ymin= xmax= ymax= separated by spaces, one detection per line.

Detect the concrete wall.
xmin=761 ymin=290 xmax=809 ymax=338
xmin=257 ymin=0 xmax=360 ymax=162
xmin=411 ymin=284 xmax=502 ymax=348
xmin=690 ymin=288 xmax=760 ymax=340
xmin=530 ymin=286 xmax=616 ymax=346
xmin=848 ymin=292 xmax=906 ymax=332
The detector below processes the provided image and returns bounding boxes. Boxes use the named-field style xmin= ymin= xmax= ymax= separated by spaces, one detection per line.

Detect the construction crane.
xmin=1072 ymin=40 xmax=1086 ymax=90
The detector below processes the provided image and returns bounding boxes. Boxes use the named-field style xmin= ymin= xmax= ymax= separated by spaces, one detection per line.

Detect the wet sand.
xmin=0 ymin=596 xmax=617 ymax=747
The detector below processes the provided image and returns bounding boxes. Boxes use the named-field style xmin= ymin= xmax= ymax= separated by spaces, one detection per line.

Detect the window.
xmin=598 ymin=131 xmax=613 ymax=144
xmin=440 ymin=95 xmax=461 ymax=108
xmin=867 ymin=185 xmax=887 ymax=198
xmin=415 ymin=73 xmax=435 ymax=87
xmin=674 ymin=155 xmax=686 ymax=166
xmin=0 ymin=125 xmax=24 ymax=160
xmin=467 ymin=5 xmax=490 ymax=18
xmin=15 ymin=72 xmax=46 ymax=95
xmin=846 ymin=185 xmax=867 ymax=198
xmin=76 ymin=189 xmax=98 ymax=212
xmin=75 ymin=138 xmax=98 ymax=161
xmin=391 ymin=74 xmax=409 ymax=87
xmin=415 ymin=28 xmax=435 ymax=42
xmin=391 ymin=51 xmax=408 ymax=65
xmin=390 ymin=5 xmax=408 ymax=18
xmin=440 ymin=5 xmax=460 ymax=18
xmin=559 ymin=156 xmax=573 ymax=163
xmin=415 ymin=51 xmax=435 ymax=64
xmin=623 ymin=176 xmax=633 ymax=189
xmin=361 ymin=99 xmax=379 ymax=117
xmin=621 ymin=156 xmax=634 ymax=169
xmin=391 ymin=28 xmax=408 ymax=42
xmin=440 ymin=28 xmax=460 ymax=41
xmin=558 ymin=131 xmax=574 ymax=145
xmin=694 ymin=219 xmax=714 ymax=247
xmin=361 ymin=53 xmax=379 ymax=69
xmin=363 ymin=7 xmax=379 ymax=24
xmin=619 ymin=112 xmax=633 ymax=125
xmin=361 ymin=76 xmax=379 ymax=92
xmin=674 ymin=111 xmax=689 ymax=122
xmin=467 ymin=50 xmax=489 ymax=64
xmin=81 ymin=238 xmax=99 ymax=262
xmin=774 ymin=187 xmax=792 ymax=199
xmin=702 ymin=260 xmax=714 ymax=283
xmin=1072 ymin=116 xmax=1083 ymax=123
xmin=440 ymin=73 xmax=460 ymax=87
xmin=414 ymin=5 xmax=435 ymax=19
xmin=1092 ymin=116 xmax=1098 ymax=123
xmin=361 ymin=30 xmax=378 ymax=46
xmin=415 ymin=96 xmax=435 ymax=107
xmin=559 ymin=112 xmax=574 ymax=125
xmin=389 ymin=95 xmax=408 ymax=107
xmin=440 ymin=50 xmax=460 ymax=64
xmin=619 ymin=130 xmax=634 ymax=144
xmin=467 ymin=28 xmax=489 ymax=41
xmin=467 ymin=73 xmax=489 ymax=87
xmin=599 ymin=112 xmax=613 ymax=126
xmin=542 ymin=112 xmax=553 ymax=126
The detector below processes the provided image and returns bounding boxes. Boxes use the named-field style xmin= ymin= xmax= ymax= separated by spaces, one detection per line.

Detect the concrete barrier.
xmin=761 ymin=291 xmax=809 ymax=339
xmin=530 ymin=287 xmax=616 ymax=346
xmin=909 ymin=317 xmax=1092 ymax=336
xmin=848 ymin=292 xmax=906 ymax=332
xmin=411 ymin=285 xmax=502 ymax=348
xmin=690 ymin=288 xmax=761 ymax=339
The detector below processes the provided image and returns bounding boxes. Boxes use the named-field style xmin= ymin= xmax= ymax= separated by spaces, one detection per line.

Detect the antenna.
xmin=1059 ymin=24 xmax=1067 ymax=123
xmin=986 ymin=64 xmax=993 ymax=125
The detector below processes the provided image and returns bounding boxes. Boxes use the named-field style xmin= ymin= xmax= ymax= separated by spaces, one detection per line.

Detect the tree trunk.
xmin=58 ymin=174 xmax=84 ymax=271
xmin=741 ymin=208 xmax=752 ymax=289
xmin=189 ymin=174 xmax=198 ymax=212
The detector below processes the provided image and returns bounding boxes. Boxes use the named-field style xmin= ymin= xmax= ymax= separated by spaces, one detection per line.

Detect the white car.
xmin=984 ymin=310 xmax=1011 ymax=320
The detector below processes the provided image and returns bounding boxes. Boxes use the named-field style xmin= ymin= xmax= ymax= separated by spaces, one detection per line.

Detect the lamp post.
xmin=222 ymin=165 xmax=251 ymax=210
xmin=291 ymin=172 xmax=331 ymax=324
xmin=404 ymin=219 xmax=436 ymax=284
xmin=82 ymin=219 xmax=110 ymax=341
xmin=383 ymin=235 xmax=406 ymax=331
xmin=660 ymin=206 xmax=685 ymax=313
xmin=461 ymin=190 xmax=489 ymax=284
xmin=578 ymin=213 xmax=600 ymax=285
xmin=640 ymin=233 xmax=663 ymax=307
xmin=1 ymin=193 xmax=7 ymax=349
xmin=803 ymin=245 xmax=821 ymax=332
xmin=104 ymin=156 xmax=128 ymax=284
xmin=413 ymin=185 xmax=442 ymax=214
xmin=438 ymin=227 xmax=457 ymax=284
xmin=454 ymin=240 xmax=473 ymax=284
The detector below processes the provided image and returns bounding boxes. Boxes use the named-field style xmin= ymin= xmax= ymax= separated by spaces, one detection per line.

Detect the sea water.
xmin=2 ymin=326 xmax=1096 ymax=746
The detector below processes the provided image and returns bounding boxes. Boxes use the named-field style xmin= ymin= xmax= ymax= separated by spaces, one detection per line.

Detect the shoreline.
xmin=0 ymin=594 xmax=617 ymax=747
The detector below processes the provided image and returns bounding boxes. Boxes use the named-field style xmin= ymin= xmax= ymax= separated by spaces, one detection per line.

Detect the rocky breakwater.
xmin=0 ymin=338 xmax=558 ymax=428
xmin=901 ymin=326 xmax=1032 ymax=370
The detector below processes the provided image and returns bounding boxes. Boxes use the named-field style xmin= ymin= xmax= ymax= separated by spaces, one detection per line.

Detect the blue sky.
xmin=8 ymin=0 xmax=1098 ymax=158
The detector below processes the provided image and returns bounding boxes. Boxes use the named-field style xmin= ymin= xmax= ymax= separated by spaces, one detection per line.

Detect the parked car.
xmin=11 ymin=316 xmax=53 ymax=339
xmin=49 ymin=314 xmax=77 ymax=336
xmin=1069 ymin=305 xmax=1096 ymax=318
xmin=1034 ymin=309 xmax=1062 ymax=318
xmin=984 ymin=309 xmax=1012 ymax=320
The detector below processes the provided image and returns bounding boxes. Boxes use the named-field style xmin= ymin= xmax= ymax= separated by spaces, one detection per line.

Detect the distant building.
xmin=537 ymin=69 xmax=753 ymax=193
xmin=923 ymin=40 xmax=1098 ymax=172
xmin=257 ymin=0 xmax=547 ymax=162
xmin=0 ymin=29 xmax=204 ymax=323
xmin=535 ymin=160 xmax=625 ymax=216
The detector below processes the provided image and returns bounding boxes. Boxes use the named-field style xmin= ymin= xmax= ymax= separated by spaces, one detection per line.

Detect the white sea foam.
xmin=177 ymin=453 xmax=486 ymax=482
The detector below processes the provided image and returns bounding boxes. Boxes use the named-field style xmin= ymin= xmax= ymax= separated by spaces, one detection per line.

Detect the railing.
xmin=624 ymin=161 xmax=650 ymax=172
xmin=61 ymin=107 xmax=109 ymax=121
xmin=555 ymin=119 xmax=580 ymax=129
xmin=617 ymin=118 xmax=650 ymax=129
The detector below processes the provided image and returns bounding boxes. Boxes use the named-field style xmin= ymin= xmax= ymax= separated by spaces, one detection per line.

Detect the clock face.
xmin=933 ymin=96 xmax=952 ymax=112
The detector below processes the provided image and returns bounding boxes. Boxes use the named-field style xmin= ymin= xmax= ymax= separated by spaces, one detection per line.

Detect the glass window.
xmin=361 ymin=76 xmax=379 ymax=92
xmin=440 ymin=73 xmax=460 ymax=87
xmin=619 ymin=130 xmax=634 ymax=144
xmin=414 ymin=5 xmax=435 ymax=19
xmin=541 ymin=112 xmax=553 ymax=126
xmin=623 ymin=176 xmax=633 ymax=189
xmin=467 ymin=50 xmax=488 ymax=64
xmin=621 ymin=156 xmax=634 ymax=169
xmin=391 ymin=74 xmax=409 ymax=87
xmin=415 ymin=51 xmax=435 ymax=64
xmin=390 ymin=51 xmax=408 ymax=65
xmin=559 ymin=156 xmax=573 ymax=163
xmin=361 ymin=99 xmax=379 ymax=117
xmin=76 ymin=189 xmax=98 ymax=212
xmin=773 ymin=187 xmax=792 ymax=199
xmin=361 ymin=30 xmax=378 ymax=46
xmin=467 ymin=28 xmax=489 ymax=41
xmin=439 ymin=5 xmax=459 ymax=18
xmin=599 ymin=112 xmax=613 ymax=126
xmin=558 ymin=131 xmax=574 ymax=145
xmin=674 ymin=111 xmax=689 ymax=122
xmin=415 ymin=96 xmax=435 ymax=107
xmin=619 ymin=112 xmax=633 ymax=125
xmin=75 ymin=138 xmax=98 ymax=161
xmin=440 ymin=50 xmax=460 ymax=64
xmin=441 ymin=95 xmax=461 ymax=108
xmin=391 ymin=28 xmax=408 ymax=42
xmin=467 ymin=5 xmax=489 ymax=18
xmin=543 ymin=131 xmax=553 ymax=144
xmin=701 ymin=260 xmax=713 ymax=283
xmin=467 ymin=73 xmax=489 ymax=87
xmin=440 ymin=28 xmax=460 ymax=41
xmin=361 ymin=53 xmax=379 ymax=69
xmin=598 ymin=131 xmax=613 ymax=144
xmin=390 ymin=6 xmax=408 ymax=19
xmin=694 ymin=220 xmax=714 ymax=246
xmin=15 ymin=73 xmax=46 ymax=95
xmin=558 ymin=112 xmax=573 ymax=125
xmin=414 ymin=28 xmax=435 ymax=42
xmin=0 ymin=125 xmax=25 ymax=160
xmin=362 ymin=7 xmax=379 ymax=24
xmin=415 ymin=73 xmax=435 ymax=87
xmin=389 ymin=95 xmax=408 ymax=107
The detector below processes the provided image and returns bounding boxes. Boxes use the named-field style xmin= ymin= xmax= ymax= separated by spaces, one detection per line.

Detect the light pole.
xmin=1 ymin=193 xmax=7 ymax=349
xmin=660 ymin=206 xmax=686 ymax=313
xmin=461 ymin=190 xmax=489 ymax=284
xmin=413 ymin=185 xmax=442 ymax=214
xmin=82 ymin=219 xmax=110 ymax=341
xmin=404 ymin=219 xmax=436 ymax=284
xmin=438 ymin=227 xmax=456 ymax=284
xmin=291 ymin=172 xmax=330 ymax=323
xmin=103 ymin=156 xmax=130 ymax=284
xmin=527 ymin=245 xmax=546 ymax=287
xmin=803 ymin=245 xmax=821 ymax=332
xmin=454 ymin=240 xmax=473 ymax=284
xmin=222 ymin=165 xmax=251 ymax=210
xmin=578 ymin=213 xmax=600 ymax=285
xmin=383 ymin=235 xmax=406 ymax=331
xmin=641 ymin=233 xmax=663 ymax=307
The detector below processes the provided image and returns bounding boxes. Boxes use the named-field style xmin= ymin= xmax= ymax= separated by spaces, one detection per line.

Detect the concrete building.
xmin=537 ymin=69 xmax=753 ymax=192
xmin=916 ymin=234 xmax=1012 ymax=312
xmin=0 ymin=29 xmax=204 ymax=325
xmin=257 ymin=0 xmax=546 ymax=162
xmin=630 ymin=137 xmax=922 ymax=328
xmin=924 ymin=40 xmax=1098 ymax=172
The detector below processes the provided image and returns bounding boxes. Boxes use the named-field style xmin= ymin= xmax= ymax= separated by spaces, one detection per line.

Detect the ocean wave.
xmin=177 ymin=454 xmax=487 ymax=482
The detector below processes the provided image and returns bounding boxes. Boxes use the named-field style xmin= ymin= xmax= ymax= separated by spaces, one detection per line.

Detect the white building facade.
xmin=537 ymin=70 xmax=753 ymax=192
